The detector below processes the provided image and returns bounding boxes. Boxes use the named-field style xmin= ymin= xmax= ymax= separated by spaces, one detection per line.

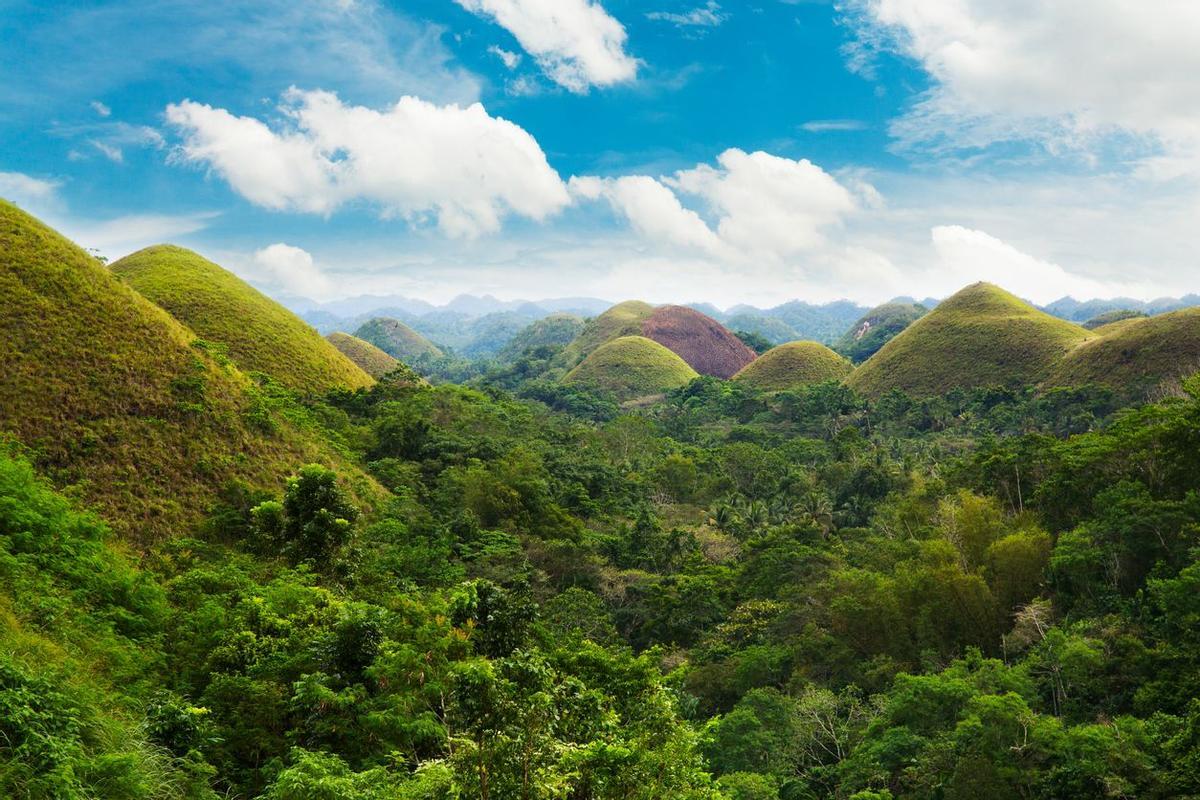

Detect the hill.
xmin=355 ymin=317 xmax=444 ymax=362
xmin=0 ymin=200 xmax=372 ymax=540
xmin=557 ymin=300 xmax=655 ymax=367
xmin=1048 ymin=308 xmax=1200 ymax=392
xmin=563 ymin=336 xmax=698 ymax=400
xmin=500 ymin=313 xmax=585 ymax=360
xmin=326 ymin=332 xmax=402 ymax=377
xmin=835 ymin=302 xmax=927 ymax=363
xmin=733 ymin=341 xmax=853 ymax=391
xmin=847 ymin=283 xmax=1093 ymax=397
xmin=1083 ymin=309 xmax=1148 ymax=330
xmin=641 ymin=305 xmax=757 ymax=379
xmin=111 ymin=245 xmax=372 ymax=394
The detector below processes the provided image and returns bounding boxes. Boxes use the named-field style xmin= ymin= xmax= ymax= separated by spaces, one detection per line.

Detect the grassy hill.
xmin=563 ymin=336 xmax=698 ymax=400
xmin=355 ymin=317 xmax=443 ymax=362
xmin=835 ymin=302 xmax=927 ymax=364
xmin=1083 ymin=309 xmax=1148 ymax=330
xmin=111 ymin=246 xmax=373 ymax=395
xmin=847 ymin=283 xmax=1093 ymax=398
xmin=557 ymin=300 xmax=655 ymax=368
xmin=1048 ymin=308 xmax=1200 ymax=392
xmin=0 ymin=200 xmax=376 ymax=540
xmin=500 ymin=313 xmax=585 ymax=360
xmin=733 ymin=341 xmax=853 ymax=391
xmin=641 ymin=305 xmax=757 ymax=379
xmin=326 ymin=331 xmax=402 ymax=377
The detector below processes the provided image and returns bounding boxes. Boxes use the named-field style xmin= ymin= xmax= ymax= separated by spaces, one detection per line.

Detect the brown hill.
xmin=640 ymin=305 xmax=756 ymax=379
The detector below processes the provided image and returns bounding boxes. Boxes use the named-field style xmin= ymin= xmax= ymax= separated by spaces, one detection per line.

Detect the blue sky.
xmin=3 ymin=0 xmax=1200 ymax=306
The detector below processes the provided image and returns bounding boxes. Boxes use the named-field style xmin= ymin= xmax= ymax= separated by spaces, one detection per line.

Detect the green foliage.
xmin=835 ymin=302 xmax=927 ymax=364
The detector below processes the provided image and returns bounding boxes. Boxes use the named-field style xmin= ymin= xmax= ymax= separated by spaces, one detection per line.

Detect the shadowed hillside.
xmin=564 ymin=335 xmax=698 ymax=400
xmin=355 ymin=317 xmax=443 ymax=362
xmin=1049 ymin=307 xmax=1200 ymax=393
xmin=111 ymin=246 xmax=373 ymax=394
xmin=847 ymin=283 xmax=1092 ymax=397
xmin=500 ymin=312 xmax=585 ymax=360
xmin=733 ymin=341 xmax=853 ymax=391
xmin=641 ymin=305 xmax=757 ymax=379
xmin=326 ymin=332 xmax=401 ymax=377
xmin=835 ymin=301 xmax=927 ymax=364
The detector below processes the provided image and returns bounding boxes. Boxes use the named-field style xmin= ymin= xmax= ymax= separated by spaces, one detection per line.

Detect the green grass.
xmin=733 ymin=341 xmax=853 ymax=391
xmin=834 ymin=302 xmax=927 ymax=363
xmin=326 ymin=332 xmax=402 ymax=378
xmin=847 ymin=283 xmax=1093 ymax=398
xmin=563 ymin=335 xmax=698 ymax=400
xmin=557 ymin=300 xmax=655 ymax=368
xmin=1048 ymin=307 xmax=1200 ymax=393
xmin=111 ymin=245 xmax=372 ymax=395
xmin=354 ymin=317 xmax=443 ymax=362
xmin=0 ymin=201 xmax=377 ymax=541
xmin=1083 ymin=309 xmax=1148 ymax=330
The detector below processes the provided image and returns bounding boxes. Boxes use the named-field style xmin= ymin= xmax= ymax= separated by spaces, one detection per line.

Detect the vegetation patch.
xmin=834 ymin=301 xmax=927 ymax=363
xmin=354 ymin=317 xmax=443 ymax=362
xmin=325 ymin=332 xmax=402 ymax=378
xmin=564 ymin=335 xmax=698 ymax=399
xmin=733 ymin=341 xmax=853 ymax=391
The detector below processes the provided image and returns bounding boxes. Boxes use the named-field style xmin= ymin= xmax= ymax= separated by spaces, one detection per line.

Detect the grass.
xmin=327 ymin=332 xmax=402 ymax=378
xmin=499 ymin=313 xmax=585 ymax=360
xmin=847 ymin=283 xmax=1093 ymax=398
xmin=834 ymin=302 xmax=927 ymax=364
xmin=1083 ymin=309 xmax=1148 ymax=330
xmin=0 ymin=201 xmax=378 ymax=541
xmin=557 ymin=300 xmax=655 ymax=368
xmin=354 ymin=317 xmax=443 ymax=362
xmin=641 ymin=305 xmax=757 ymax=379
xmin=563 ymin=335 xmax=698 ymax=400
xmin=111 ymin=245 xmax=372 ymax=395
xmin=1048 ymin=307 xmax=1200 ymax=393
xmin=733 ymin=341 xmax=853 ymax=391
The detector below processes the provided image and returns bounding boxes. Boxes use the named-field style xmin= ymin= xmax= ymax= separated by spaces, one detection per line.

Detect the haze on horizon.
xmin=4 ymin=0 xmax=1200 ymax=307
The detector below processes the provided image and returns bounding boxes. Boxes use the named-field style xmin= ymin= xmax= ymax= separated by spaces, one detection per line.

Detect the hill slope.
xmin=557 ymin=300 xmax=655 ymax=367
xmin=1048 ymin=308 xmax=1200 ymax=392
xmin=564 ymin=336 xmax=698 ymax=400
xmin=835 ymin=302 xmax=927 ymax=364
xmin=355 ymin=317 xmax=443 ymax=362
xmin=734 ymin=341 xmax=853 ymax=391
xmin=641 ymin=305 xmax=757 ymax=379
xmin=500 ymin=313 xmax=585 ymax=360
xmin=0 ymin=201 xmax=371 ymax=540
xmin=326 ymin=332 xmax=402 ymax=377
xmin=111 ymin=246 xmax=373 ymax=394
xmin=847 ymin=283 xmax=1092 ymax=397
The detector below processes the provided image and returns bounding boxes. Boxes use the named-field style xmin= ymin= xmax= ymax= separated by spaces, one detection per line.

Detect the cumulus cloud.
xmin=0 ymin=172 xmax=62 ymax=209
xmin=646 ymin=2 xmax=729 ymax=29
xmin=454 ymin=0 xmax=638 ymax=92
xmin=253 ymin=243 xmax=334 ymax=298
xmin=569 ymin=174 xmax=722 ymax=252
xmin=488 ymin=45 xmax=522 ymax=69
xmin=842 ymin=0 xmax=1200 ymax=166
xmin=166 ymin=88 xmax=570 ymax=237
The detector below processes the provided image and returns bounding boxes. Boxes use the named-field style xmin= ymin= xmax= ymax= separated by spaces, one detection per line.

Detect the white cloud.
xmin=65 ymin=212 xmax=219 ymax=258
xmin=488 ymin=45 xmax=522 ymax=69
xmin=0 ymin=172 xmax=62 ymax=209
xmin=252 ymin=243 xmax=334 ymax=298
xmin=166 ymin=88 xmax=570 ymax=237
xmin=90 ymin=100 xmax=111 ymax=117
xmin=800 ymin=119 xmax=867 ymax=133
xmin=91 ymin=140 xmax=124 ymax=163
xmin=454 ymin=0 xmax=638 ymax=92
xmin=569 ymin=174 xmax=722 ymax=252
xmin=843 ymin=0 xmax=1200 ymax=167
xmin=647 ymin=2 xmax=729 ymax=28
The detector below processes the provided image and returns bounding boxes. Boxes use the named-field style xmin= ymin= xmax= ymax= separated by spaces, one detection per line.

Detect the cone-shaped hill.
xmin=111 ymin=245 xmax=372 ymax=394
xmin=734 ymin=341 xmax=853 ymax=391
xmin=557 ymin=300 xmax=655 ymax=368
xmin=847 ymin=283 xmax=1093 ymax=397
xmin=640 ymin=305 xmax=757 ymax=379
xmin=0 ymin=201 xmax=375 ymax=540
xmin=835 ymin=302 xmax=927 ymax=364
xmin=326 ymin=332 xmax=402 ymax=378
xmin=355 ymin=317 xmax=443 ymax=362
xmin=500 ymin=313 xmax=585 ymax=360
xmin=564 ymin=336 xmax=699 ymax=400
xmin=1047 ymin=308 xmax=1200 ymax=392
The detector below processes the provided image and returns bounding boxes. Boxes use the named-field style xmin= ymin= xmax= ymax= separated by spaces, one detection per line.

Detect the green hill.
xmin=847 ymin=283 xmax=1093 ymax=397
xmin=355 ymin=317 xmax=444 ymax=362
xmin=326 ymin=331 xmax=402 ymax=377
xmin=1083 ymin=309 xmax=1148 ymax=330
xmin=563 ymin=336 xmax=698 ymax=400
xmin=733 ymin=341 xmax=853 ymax=391
xmin=1048 ymin=308 xmax=1200 ymax=392
xmin=111 ymin=246 xmax=372 ymax=395
xmin=500 ymin=313 xmax=585 ymax=360
xmin=0 ymin=201 xmax=374 ymax=540
xmin=835 ymin=302 xmax=927 ymax=363
xmin=557 ymin=300 xmax=655 ymax=368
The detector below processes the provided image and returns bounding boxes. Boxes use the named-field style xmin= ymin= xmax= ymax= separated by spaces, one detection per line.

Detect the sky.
xmin=3 ymin=0 xmax=1200 ymax=307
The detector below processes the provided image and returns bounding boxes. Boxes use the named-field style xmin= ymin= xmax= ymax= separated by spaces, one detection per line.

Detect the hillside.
xmin=0 ymin=201 xmax=372 ymax=540
xmin=563 ymin=336 xmax=698 ymax=400
xmin=641 ymin=305 xmax=757 ymax=379
xmin=847 ymin=283 xmax=1093 ymax=397
xmin=111 ymin=246 xmax=373 ymax=394
xmin=1083 ymin=309 xmax=1148 ymax=330
xmin=557 ymin=300 xmax=655 ymax=367
xmin=355 ymin=316 xmax=444 ymax=362
xmin=326 ymin=331 xmax=401 ymax=377
xmin=733 ymin=341 xmax=853 ymax=391
xmin=1048 ymin=307 xmax=1200 ymax=392
xmin=835 ymin=301 xmax=927 ymax=363
xmin=500 ymin=312 xmax=585 ymax=360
